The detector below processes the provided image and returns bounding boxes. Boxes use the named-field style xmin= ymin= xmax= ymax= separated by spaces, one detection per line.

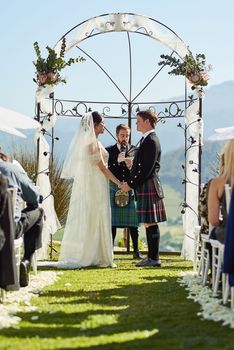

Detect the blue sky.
xmin=1 ymin=0 xmax=233 ymax=120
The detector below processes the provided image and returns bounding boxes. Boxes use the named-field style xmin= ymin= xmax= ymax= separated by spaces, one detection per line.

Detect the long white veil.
xmin=58 ymin=112 xmax=114 ymax=268
xmin=61 ymin=112 xmax=96 ymax=179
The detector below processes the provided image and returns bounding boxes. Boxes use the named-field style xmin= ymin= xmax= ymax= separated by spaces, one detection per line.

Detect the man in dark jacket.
xmin=0 ymin=149 xmax=43 ymax=286
xmin=106 ymin=124 xmax=142 ymax=259
xmin=122 ymin=110 xmax=167 ymax=267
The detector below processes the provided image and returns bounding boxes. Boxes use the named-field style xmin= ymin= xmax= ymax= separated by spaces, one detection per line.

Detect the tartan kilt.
xmin=136 ymin=178 xmax=167 ymax=224
xmin=110 ymin=182 xmax=139 ymax=227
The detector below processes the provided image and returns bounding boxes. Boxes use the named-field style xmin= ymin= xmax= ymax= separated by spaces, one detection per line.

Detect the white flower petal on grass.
xmin=0 ymin=271 xmax=57 ymax=330
xmin=177 ymin=271 xmax=234 ymax=328
xmin=31 ymin=315 xmax=39 ymax=321
xmin=48 ymin=310 xmax=57 ymax=314
xmin=64 ymin=283 xmax=72 ymax=287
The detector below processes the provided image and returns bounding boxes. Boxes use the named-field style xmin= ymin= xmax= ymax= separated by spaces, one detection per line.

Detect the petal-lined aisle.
xmin=0 ymin=271 xmax=57 ymax=329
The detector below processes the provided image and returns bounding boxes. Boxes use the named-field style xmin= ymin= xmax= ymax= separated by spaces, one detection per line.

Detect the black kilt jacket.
xmin=106 ymin=144 xmax=138 ymax=182
xmin=127 ymin=132 xmax=164 ymax=199
xmin=106 ymin=144 xmax=139 ymax=227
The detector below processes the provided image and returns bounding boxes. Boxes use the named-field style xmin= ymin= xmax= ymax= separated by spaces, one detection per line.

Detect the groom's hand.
xmin=120 ymin=182 xmax=132 ymax=192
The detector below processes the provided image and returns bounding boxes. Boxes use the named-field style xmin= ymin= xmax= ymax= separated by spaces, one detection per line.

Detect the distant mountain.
xmin=1 ymin=80 xmax=234 ymax=166
xmin=156 ymin=80 xmax=234 ymax=152
xmin=53 ymin=80 xmax=234 ymax=157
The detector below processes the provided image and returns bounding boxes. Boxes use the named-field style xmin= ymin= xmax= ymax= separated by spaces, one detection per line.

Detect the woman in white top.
xmin=58 ymin=112 xmax=121 ymax=268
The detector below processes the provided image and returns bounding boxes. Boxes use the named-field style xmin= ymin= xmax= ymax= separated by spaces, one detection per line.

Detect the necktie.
xmin=120 ymin=145 xmax=127 ymax=153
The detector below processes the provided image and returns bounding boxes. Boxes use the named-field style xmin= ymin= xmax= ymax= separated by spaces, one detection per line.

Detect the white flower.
xmin=31 ymin=315 xmax=39 ymax=321
xmin=177 ymin=271 xmax=234 ymax=328
xmin=0 ymin=271 xmax=57 ymax=329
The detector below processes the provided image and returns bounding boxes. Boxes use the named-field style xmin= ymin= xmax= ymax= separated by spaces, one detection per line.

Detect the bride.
xmin=58 ymin=111 xmax=121 ymax=268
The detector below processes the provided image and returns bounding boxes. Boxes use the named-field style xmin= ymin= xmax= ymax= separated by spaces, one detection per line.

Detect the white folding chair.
xmin=0 ymin=288 xmax=6 ymax=302
xmin=18 ymin=194 xmax=38 ymax=275
xmin=193 ymin=225 xmax=202 ymax=272
xmin=209 ymin=239 xmax=224 ymax=296
xmin=8 ymin=188 xmax=24 ymax=278
xmin=199 ymin=233 xmax=210 ymax=285
xmin=225 ymin=184 xmax=232 ymax=213
xmin=31 ymin=251 xmax=37 ymax=275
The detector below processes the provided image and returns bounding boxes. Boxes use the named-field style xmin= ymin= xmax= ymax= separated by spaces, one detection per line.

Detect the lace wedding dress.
xmin=58 ymin=113 xmax=114 ymax=269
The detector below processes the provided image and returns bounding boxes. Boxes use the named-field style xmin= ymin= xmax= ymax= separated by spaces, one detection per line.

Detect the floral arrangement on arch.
xmin=158 ymin=51 xmax=212 ymax=89
xmin=33 ymin=38 xmax=85 ymax=86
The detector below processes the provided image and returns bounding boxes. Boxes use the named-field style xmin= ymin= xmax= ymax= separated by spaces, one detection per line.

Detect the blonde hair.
xmin=221 ymin=139 xmax=234 ymax=181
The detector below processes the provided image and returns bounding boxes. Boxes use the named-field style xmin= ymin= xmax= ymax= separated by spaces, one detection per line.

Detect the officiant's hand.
xmin=117 ymin=152 xmax=125 ymax=163
xmin=124 ymin=158 xmax=133 ymax=169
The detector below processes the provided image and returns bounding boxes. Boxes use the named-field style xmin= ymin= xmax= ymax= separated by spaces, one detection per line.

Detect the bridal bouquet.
xmin=158 ymin=52 xmax=212 ymax=89
xmin=33 ymin=38 xmax=85 ymax=86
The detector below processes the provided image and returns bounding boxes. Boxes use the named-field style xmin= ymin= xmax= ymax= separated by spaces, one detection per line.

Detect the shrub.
xmin=11 ymin=147 xmax=71 ymax=225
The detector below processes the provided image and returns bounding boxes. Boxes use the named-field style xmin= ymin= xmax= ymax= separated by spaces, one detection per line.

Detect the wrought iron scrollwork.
xmin=54 ymin=100 xmax=88 ymax=117
xmin=135 ymin=27 xmax=153 ymax=36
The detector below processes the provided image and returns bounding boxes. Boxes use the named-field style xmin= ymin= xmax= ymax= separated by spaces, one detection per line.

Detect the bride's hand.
xmin=121 ymin=182 xmax=132 ymax=192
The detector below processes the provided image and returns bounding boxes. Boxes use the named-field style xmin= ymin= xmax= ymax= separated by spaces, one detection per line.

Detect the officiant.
xmin=106 ymin=124 xmax=142 ymax=259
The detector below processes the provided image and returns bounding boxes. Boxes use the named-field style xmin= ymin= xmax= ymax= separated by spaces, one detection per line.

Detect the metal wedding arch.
xmin=35 ymin=13 xmax=204 ymax=260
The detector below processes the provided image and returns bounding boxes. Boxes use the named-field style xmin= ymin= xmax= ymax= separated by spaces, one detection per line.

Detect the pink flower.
xmin=200 ymin=71 xmax=210 ymax=82
xmin=37 ymin=72 xmax=47 ymax=85
xmin=47 ymin=72 xmax=58 ymax=83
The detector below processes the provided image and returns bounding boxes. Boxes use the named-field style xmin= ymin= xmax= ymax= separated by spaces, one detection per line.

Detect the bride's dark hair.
xmin=92 ymin=111 xmax=104 ymax=125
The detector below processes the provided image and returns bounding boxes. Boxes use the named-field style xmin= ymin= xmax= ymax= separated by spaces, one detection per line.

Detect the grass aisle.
xmin=0 ymin=255 xmax=234 ymax=350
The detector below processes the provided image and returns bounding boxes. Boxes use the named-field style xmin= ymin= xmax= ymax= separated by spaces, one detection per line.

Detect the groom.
xmin=122 ymin=110 xmax=167 ymax=267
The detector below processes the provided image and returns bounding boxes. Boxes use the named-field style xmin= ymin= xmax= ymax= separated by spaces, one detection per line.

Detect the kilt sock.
xmin=112 ymin=227 xmax=117 ymax=245
xmin=129 ymin=227 xmax=139 ymax=252
xmin=146 ymin=224 xmax=160 ymax=260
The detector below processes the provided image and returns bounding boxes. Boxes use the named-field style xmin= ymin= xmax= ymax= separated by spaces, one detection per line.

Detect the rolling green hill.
xmin=161 ymin=140 xmax=224 ymax=194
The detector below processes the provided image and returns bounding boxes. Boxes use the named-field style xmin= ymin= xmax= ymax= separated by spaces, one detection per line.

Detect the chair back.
xmin=225 ymin=184 xmax=232 ymax=214
xmin=7 ymin=187 xmax=17 ymax=216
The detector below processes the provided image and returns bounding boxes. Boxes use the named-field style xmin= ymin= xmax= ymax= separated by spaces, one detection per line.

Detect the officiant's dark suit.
xmin=124 ymin=110 xmax=167 ymax=267
xmin=106 ymin=124 xmax=142 ymax=259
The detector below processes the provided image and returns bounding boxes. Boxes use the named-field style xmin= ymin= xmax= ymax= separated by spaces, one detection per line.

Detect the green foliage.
xmin=162 ymin=185 xmax=183 ymax=220
xmin=158 ymin=52 xmax=211 ymax=88
xmin=49 ymin=161 xmax=72 ymax=226
xmin=11 ymin=148 xmax=71 ymax=225
xmin=33 ymin=37 xmax=85 ymax=86
xmin=160 ymin=141 xmax=224 ymax=193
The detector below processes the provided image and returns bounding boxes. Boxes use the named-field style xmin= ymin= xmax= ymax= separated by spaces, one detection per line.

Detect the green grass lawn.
xmin=1 ymin=255 xmax=234 ymax=350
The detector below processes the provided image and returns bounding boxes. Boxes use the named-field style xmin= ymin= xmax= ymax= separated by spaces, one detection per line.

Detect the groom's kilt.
xmin=136 ymin=178 xmax=167 ymax=224
xmin=110 ymin=182 xmax=139 ymax=227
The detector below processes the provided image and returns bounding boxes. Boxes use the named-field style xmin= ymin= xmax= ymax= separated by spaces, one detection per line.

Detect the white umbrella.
xmin=0 ymin=124 xmax=26 ymax=138
xmin=208 ymin=126 xmax=234 ymax=141
xmin=0 ymin=106 xmax=40 ymax=137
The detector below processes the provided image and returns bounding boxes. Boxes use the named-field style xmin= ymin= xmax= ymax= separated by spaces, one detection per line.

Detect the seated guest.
xmin=198 ymin=179 xmax=213 ymax=236
xmin=0 ymin=148 xmax=44 ymax=287
xmin=208 ymin=140 xmax=234 ymax=243
xmin=0 ymin=174 xmax=19 ymax=291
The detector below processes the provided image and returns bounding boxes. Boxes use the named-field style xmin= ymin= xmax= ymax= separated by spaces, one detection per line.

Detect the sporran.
xmin=114 ymin=190 xmax=130 ymax=207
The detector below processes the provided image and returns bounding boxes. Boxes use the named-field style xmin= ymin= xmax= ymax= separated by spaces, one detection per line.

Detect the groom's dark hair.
xmin=92 ymin=111 xmax=104 ymax=125
xmin=137 ymin=110 xmax=158 ymax=128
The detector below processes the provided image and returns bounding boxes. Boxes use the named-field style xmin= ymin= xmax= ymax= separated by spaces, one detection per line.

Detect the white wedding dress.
xmin=58 ymin=113 xmax=114 ymax=269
